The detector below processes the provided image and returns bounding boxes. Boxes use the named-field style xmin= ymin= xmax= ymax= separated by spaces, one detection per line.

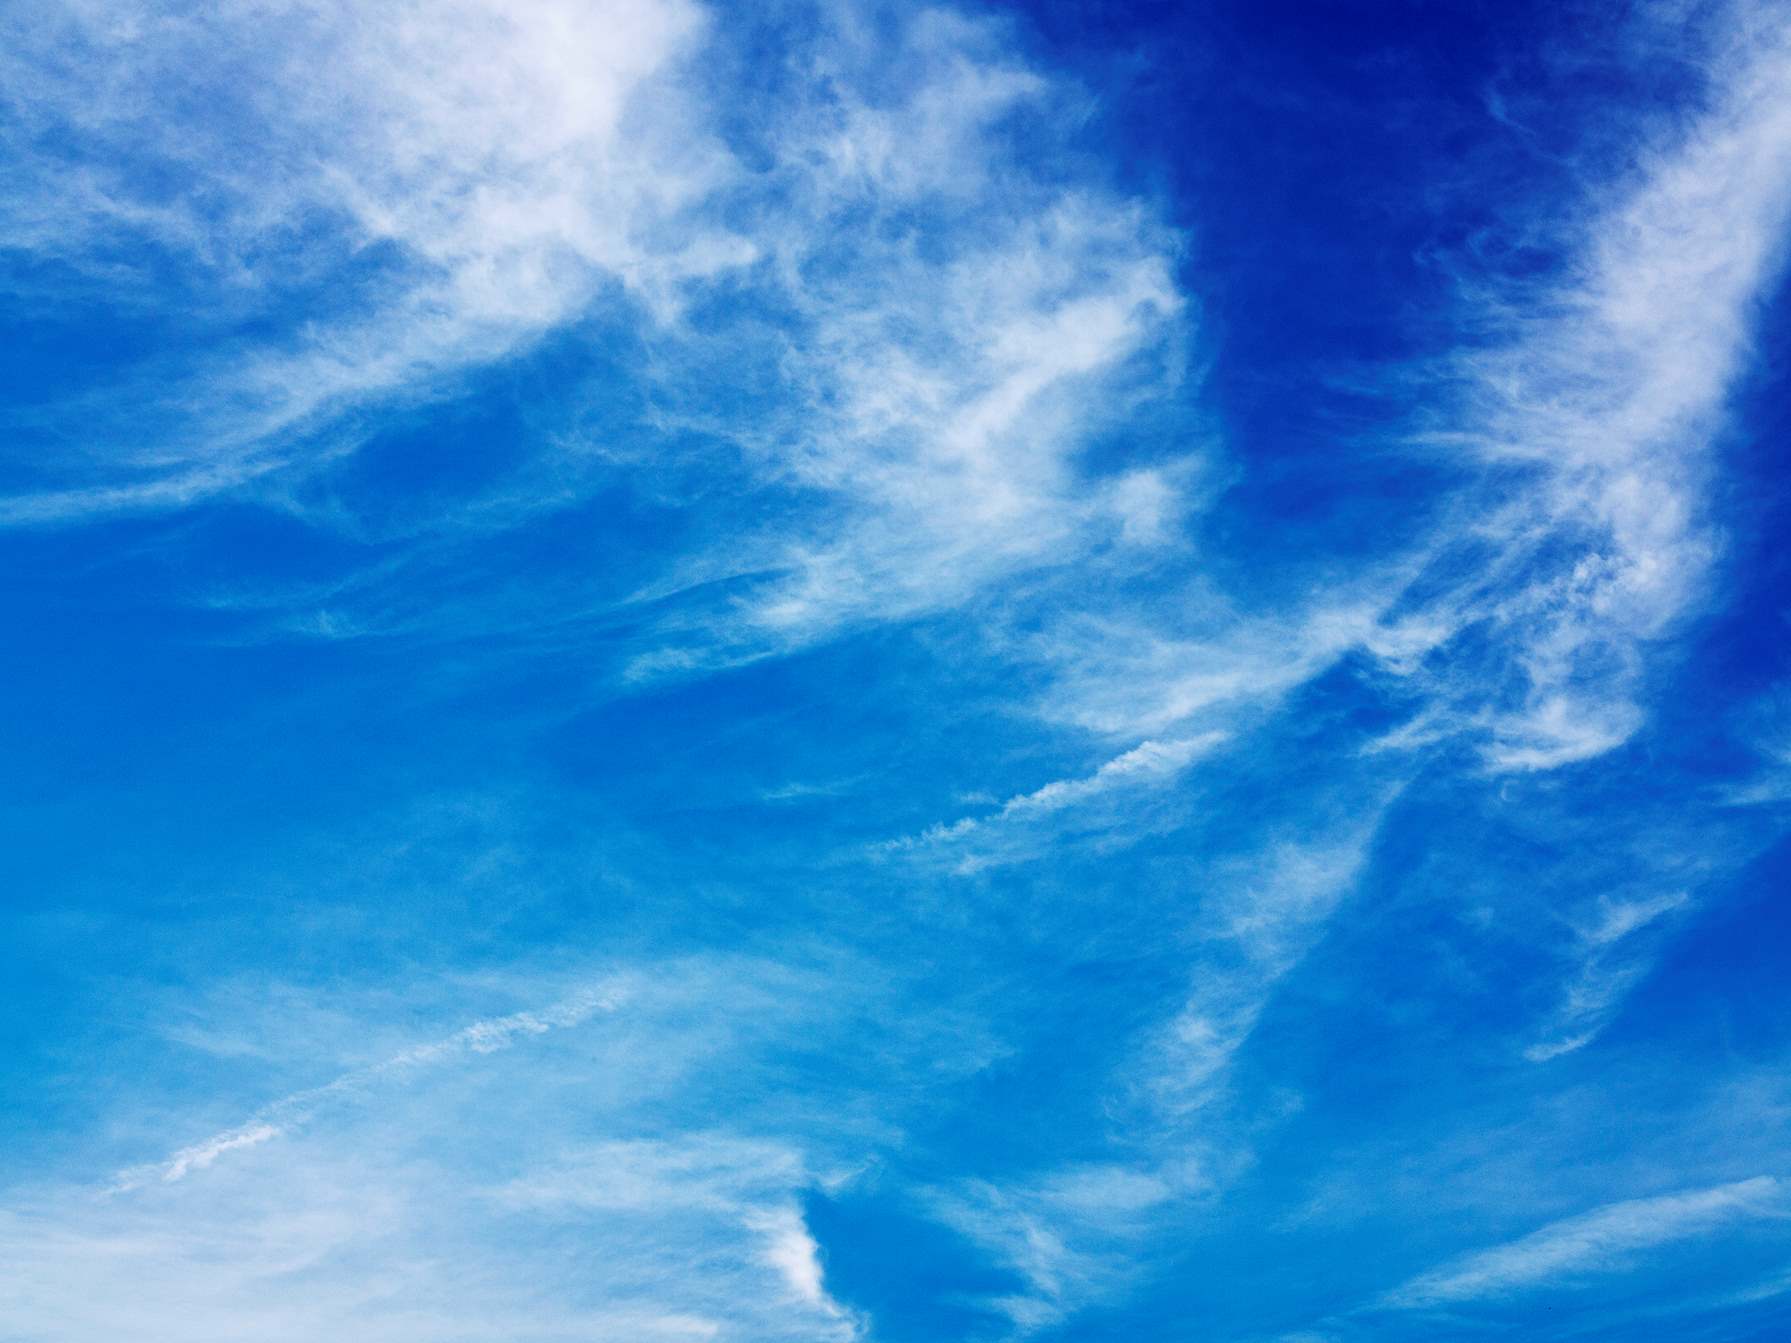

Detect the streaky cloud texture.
xmin=4 ymin=1 xmax=1791 ymax=1341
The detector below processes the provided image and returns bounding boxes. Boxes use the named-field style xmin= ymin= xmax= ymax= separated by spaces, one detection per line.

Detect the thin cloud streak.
xmin=1524 ymin=890 xmax=1691 ymax=1062
xmin=882 ymin=733 xmax=1227 ymax=872
xmin=114 ymin=981 xmax=626 ymax=1191
xmin=1375 ymin=1177 xmax=1786 ymax=1310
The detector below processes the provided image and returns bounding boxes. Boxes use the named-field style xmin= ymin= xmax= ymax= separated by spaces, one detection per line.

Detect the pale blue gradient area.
xmin=4 ymin=2 xmax=1791 ymax=1340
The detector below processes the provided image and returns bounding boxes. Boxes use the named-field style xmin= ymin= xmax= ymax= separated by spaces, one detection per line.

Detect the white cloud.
xmin=1521 ymin=959 xmax=1649 ymax=1063
xmin=1721 ymin=682 xmax=1791 ymax=806
xmin=157 ymin=1123 xmax=281 ymax=1184
xmin=1376 ymin=1177 xmax=1786 ymax=1309
xmin=1140 ymin=814 xmax=1392 ymax=1116
xmin=1524 ymin=890 xmax=1690 ymax=1062
xmin=3 ymin=0 xmax=1197 ymax=692
xmin=624 ymin=12 xmax=1193 ymax=664
xmin=926 ymin=1163 xmax=1183 ymax=1334
xmin=1583 ymin=890 xmax=1689 ymax=946
xmin=0 ymin=0 xmax=744 ymax=522
xmin=1 ymin=1137 xmax=856 ymax=1343
xmin=1385 ymin=8 xmax=1791 ymax=770
xmin=884 ymin=733 xmax=1226 ymax=871
xmin=116 ymin=980 xmax=627 ymax=1190
xmin=993 ymin=736 xmax=1223 ymax=819
xmin=503 ymin=1138 xmax=856 ymax=1327
xmin=918 ymin=813 xmax=1394 ymax=1334
xmin=748 ymin=1205 xmax=838 ymax=1313
xmin=1 ymin=951 xmax=916 ymax=1343
xmin=1004 ymin=2 xmax=1791 ymax=779
xmin=1027 ymin=585 xmax=1401 ymax=747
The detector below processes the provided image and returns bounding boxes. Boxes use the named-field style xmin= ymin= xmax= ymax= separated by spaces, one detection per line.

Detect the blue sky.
xmin=3 ymin=0 xmax=1791 ymax=1339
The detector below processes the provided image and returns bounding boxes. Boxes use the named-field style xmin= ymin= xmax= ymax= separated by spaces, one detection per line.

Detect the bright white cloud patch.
xmin=1389 ymin=9 xmax=1791 ymax=769
xmin=0 ymin=0 xmax=745 ymax=520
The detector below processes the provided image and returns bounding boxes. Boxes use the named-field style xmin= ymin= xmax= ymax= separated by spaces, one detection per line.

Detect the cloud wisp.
xmin=1375 ymin=8 xmax=1791 ymax=770
xmin=1375 ymin=1177 xmax=1787 ymax=1311
xmin=0 ymin=0 xmax=746 ymax=524
xmin=114 ymin=981 xmax=626 ymax=1191
xmin=1524 ymin=891 xmax=1690 ymax=1062
xmin=881 ymin=733 xmax=1227 ymax=873
xmin=5 ymin=3 xmax=1791 ymax=1342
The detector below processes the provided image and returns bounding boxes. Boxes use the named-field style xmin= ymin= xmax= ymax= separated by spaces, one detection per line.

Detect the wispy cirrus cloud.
xmin=906 ymin=806 xmax=1395 ymax=1334
xmin=995 ymin=2 xmax=1791 ymax=785
xmin=1375 ymin=1176 xmax=1787 ymax=1311
xmin=1721 ymin=682 xmax=1791 ymax=806
xmin=499 ymin=1137 xmax=859 ymax=1332
xmin=616 ymin=9 xmax=1195 ymax=669
xmin=5 ymin=3 xmax=1791 ymax=1342
xmin=834 ymin=8 xmax=1791 ymax=1331
xmin=2 ymin=1 xmax=1197 ymax=686
xmin=881 ymin=733 xmax=1226 ymax=872
xmin=1524 ymin=890 xmax=1689 ymax=1062
xmin=923 ymin=1162 xmax=1186 ymax=1333
xmin=2 ymin=1134 xmax=859 ymax=1343
xmin=1 ymin=945 xmax=968 ymax=1343
xmin=115 ymin=980 xmax=627 ymax=1190
xmin=1130 ymin=802 xmax=1399 ymax=1122
xmin=0 ymin=0 xmax=745 ymax=523
xmin=1374 ymin=6 xmax=1791 ymax=770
